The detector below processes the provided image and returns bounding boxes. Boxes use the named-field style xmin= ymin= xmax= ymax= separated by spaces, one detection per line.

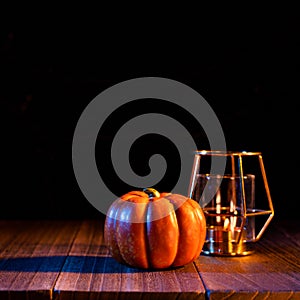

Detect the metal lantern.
xmin=188 ymin=150 xmax=274 ymax=256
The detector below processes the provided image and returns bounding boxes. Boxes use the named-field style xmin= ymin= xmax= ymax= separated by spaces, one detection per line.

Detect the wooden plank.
xmin=1 ymin=219 xmax=299 ymax=299
xmin=0 ymin=220 xmax=81 ymax=300
xmin=54 ymin=219 xmax=206 ymax=300
xmin=194 ymin=220 xmax=300 ymax=299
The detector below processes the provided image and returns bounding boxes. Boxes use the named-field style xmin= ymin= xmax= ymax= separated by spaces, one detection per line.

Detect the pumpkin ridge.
xmin=104 ymin=201 xmax=126 ymax=265
xmin=116 ymin=199 xmax=149 ymax=268
xmin=114 ymin=200 xmax=129 ymax=264
xmin=174 ymin=200 xmax=198 ymax=266
xmin=121 ymin=191 xmax=149 ymax=202
xmin=146 ymin=198 xmax=179 ymax=269
xmin=144 ymin=201 xmax=152 ymax=269
xmin=189 ymin=200 xmax=206 ymax=261
xmin=170 ymin=200 xmax=180 ymax=267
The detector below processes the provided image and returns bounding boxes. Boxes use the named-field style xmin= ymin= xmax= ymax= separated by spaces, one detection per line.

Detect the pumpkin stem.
xmin=143 ymin=188 xmax=160 ymax=198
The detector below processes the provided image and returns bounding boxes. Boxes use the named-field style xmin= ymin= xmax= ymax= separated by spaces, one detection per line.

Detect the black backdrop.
xmin=1 ymin=19 xmax=299 ymax=220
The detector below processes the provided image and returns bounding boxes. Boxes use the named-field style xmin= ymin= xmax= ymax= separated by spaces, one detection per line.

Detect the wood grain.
xmin=0 ymin=219 xmax=299 ymax=299
xmin=194 ymin=220 xmax=300 ymax=299
xmin=0 ymin=220 xmax=81 ymax=300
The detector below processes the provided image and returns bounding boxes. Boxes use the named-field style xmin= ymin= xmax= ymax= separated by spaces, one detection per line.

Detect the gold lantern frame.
xmin=188 ymin=150 xmax=275 ymax=255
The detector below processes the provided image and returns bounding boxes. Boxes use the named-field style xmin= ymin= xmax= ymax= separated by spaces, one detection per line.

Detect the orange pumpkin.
xmin=104 ymin=188 xmax=206 ymax=269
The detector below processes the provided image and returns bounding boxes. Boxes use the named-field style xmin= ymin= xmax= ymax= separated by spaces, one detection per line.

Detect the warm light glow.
xmin=216 ymin=190 xmax=221 ymax=223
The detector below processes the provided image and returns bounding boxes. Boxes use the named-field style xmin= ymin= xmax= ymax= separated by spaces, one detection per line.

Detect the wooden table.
xmin=0 ymin=219 xmax=299 ymax=300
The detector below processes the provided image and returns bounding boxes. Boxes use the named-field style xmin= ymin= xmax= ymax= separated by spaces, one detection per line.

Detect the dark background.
xmin=1 ymin=17 xmax=299 ymax=220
